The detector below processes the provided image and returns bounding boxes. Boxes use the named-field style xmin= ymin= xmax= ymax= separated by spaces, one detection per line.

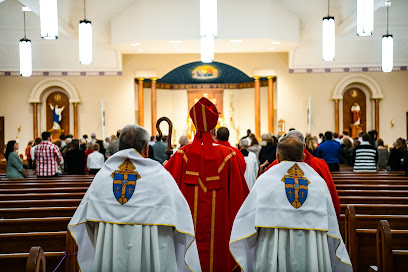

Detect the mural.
xmin=191 ymin=65 xmax=219 ymax=79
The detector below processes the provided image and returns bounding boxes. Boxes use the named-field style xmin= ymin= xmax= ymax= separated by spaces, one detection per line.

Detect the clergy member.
xmin=264 ymin=130 xmax=340 ymax=218
xmin=165 ymin=97 xmax=249 ymax=272
xmin=239 ymin=139 xmax=258 ymax=190
xmin=230 ymin=135 xmax=352 ymax=271
xmin=215 ymin=126 xmax=247 ymax=178
xmin=68 ymin=124 xmax=201 ymax=272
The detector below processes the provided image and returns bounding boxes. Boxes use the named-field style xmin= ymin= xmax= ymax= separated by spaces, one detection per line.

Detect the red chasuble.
xmin=265 ymin=148 xmax=340 ymax=218
xmin=165 ymin=143 xmax=249 ymax=272
xmin=216 ymin=141 xmax=246 ymax=178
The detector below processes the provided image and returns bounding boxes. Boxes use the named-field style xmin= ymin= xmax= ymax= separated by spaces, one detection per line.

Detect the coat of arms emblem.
xmin=111 ymin=158 xmax=141 ymax=205
xmin=281 ymin=163 xmax=310 ymax=209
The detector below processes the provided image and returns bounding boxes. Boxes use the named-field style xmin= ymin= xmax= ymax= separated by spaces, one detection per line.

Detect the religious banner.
xmin=46 ymin=91 xmax=69 ymax=137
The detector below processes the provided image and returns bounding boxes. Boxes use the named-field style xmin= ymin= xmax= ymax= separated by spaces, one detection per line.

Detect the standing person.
xmin=317 ymin=131 xmax=341 ymax=171
xmin=165 ymin=97 xmax=249 ymax=271
xmin=376 ymin=138 xmax=389 ymax=169
xmin=259 ymin=135 xmax=277 ymax=170
xmin=305 ymin=133 xmax=318 ymax=157
xmin=352 ymin=133 xmax=378 ymax=172
xmin=25 ymin=140 xmax=33 ymax=169
xmin=387 ymin=137 xmax=407 ymax=171
xmin=34 ymin=132 xmax=62 ymax=177
xmin=264 ymin=130 xmax=340 ymax=218
xmin=152 ymin=135 xmax=167 ymax=164
xmin=66 ymin=139 xmax=86 ymax=175
xmin=341 ymin=137 xmax=354 ymax=165
xmin=30 ymin=138 xmax=42 ymax=167
xmin=239 ymin=139 xmax=258 ymax=190
xmin=90 ymin=132 xmax=97 ymax=144
xmin=68 ymin=124 xmax=201 ymax=271
xmin=248 ymin=134 xmax=261 ymax=163
xmin=5 ymin=140 xmax=25 ymax=179
xmin=105 ymin=130 xmax=121 ymax=159
xmin=216 ymin=126 xmax=246 ymax=177
xmin=84 ymin=142 xmax=94 ymax=173
xmin=87 ymin=143 xmax=105 ymax=174
xmin=229 ymin=136 xmax=351 ymax=272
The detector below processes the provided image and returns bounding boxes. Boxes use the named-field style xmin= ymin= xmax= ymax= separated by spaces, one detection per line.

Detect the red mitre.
xmin=185 ymin=97 xmax=220 ymax=189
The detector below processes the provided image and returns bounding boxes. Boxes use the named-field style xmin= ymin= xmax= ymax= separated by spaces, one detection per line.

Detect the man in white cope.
xmin=229 ymin=135 xmax=352 ymax=272
xmin=239 ymin=139 xmax=258 ymax=190
xmin=68 ymin=124 xmax=201 ymax=272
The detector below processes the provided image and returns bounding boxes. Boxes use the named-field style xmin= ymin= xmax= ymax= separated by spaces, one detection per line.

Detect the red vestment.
xmin=165 ymin=144 xmax=249 ymax=272
xmin=216 ymin=141 xmax=246 ymax=178
xmin=265 ymin=148 xmax=340 ymax=218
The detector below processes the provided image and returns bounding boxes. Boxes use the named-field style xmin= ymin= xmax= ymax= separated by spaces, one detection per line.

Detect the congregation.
xmin=2 ymin=97 xmax=408 ymax=272
xmin=7 ymin=125 xmax=407 ymax=180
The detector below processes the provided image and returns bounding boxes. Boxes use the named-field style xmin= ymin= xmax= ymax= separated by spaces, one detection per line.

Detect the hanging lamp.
xmin=19 ymin=7 xmax=32 ymax=77
xmin=322 ymin=0 xmax=335 ymax=61
xmin=382 ymin=1 xmax=393 ymax=72
xmin=356 ymin=0 xmax=374 ymax=36
xmin=200 ymin=0 xmax=217 ymax=63
xmin=39 ymin=0 xmax=58 ymax=39
xmin=79 ymin=0 xmax=92 ymax=65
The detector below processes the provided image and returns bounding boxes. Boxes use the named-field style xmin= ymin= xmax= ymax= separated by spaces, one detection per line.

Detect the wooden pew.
xmin=338 ymin=204 xmax=408 ymax=241
xmin=340 ymin=196 xmax=408 ymax=204
xmin=337 ymin=190 xmax=408 ymax=197
xmin=345 ymin=205 xmax=408 ymax=272
xmin=336 ymin=184 xmax=408 ymax=190
xmin=0 ymin=217 xmax=71 ymax=233
xmin=0 ymin=251 xmax=65 ymax=272
xmin=0 ymin=207 xmax=77 ymax=219
xmin=0 ymin=192 xmax=85 ymax=201
xmin=0 ymin=182 xmax=91 ymax=189
xmin=368 ymin=220 xmax=408 ymax=272
xmin=0 ymin=199 xmax=81 ymax=208
xmin=0 ymin=187 xmax=88 ymax=194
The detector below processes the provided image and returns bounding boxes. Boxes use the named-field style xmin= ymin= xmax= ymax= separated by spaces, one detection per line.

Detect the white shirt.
xmin=30 ymin=145 xmax=36 ymax=160
xmin=243 ymin=151 xmax=258 ymax=190
xmin=87 ymin=151 xmax=105 ymax=170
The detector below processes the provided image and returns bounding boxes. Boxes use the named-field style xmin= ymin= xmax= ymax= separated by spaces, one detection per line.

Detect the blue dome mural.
xmin=154 ymin=61 xmax=253 ymax=84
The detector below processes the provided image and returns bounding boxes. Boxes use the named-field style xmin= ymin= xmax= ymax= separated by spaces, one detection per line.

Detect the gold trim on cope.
xmin=210 ymin=190 xmax=216 ymax=272
xmin=186 ymin=171 xmax=199 ymax=176
xmin=194 ymin=186 xmax=198 ymax=231
xmin=198 ymin=177 xmax=208 ymax=193
xmin=206 ymin=176 xmax=220 ymax=181
xmin=218 ymin=152 xmax=235 ymax=173
xmin=201 ymin=104 xmax=207 ymax=132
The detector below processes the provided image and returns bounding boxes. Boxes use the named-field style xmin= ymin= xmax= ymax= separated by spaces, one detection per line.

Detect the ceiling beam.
xmin=18 ymin=0 xmax=77 ymax=39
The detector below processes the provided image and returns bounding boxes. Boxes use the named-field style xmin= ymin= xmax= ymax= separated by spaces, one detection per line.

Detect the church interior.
xmin=0 ymin=0 xmax=407 ymax=148
xmin=1 ymin=0 xmax=408 ymax=271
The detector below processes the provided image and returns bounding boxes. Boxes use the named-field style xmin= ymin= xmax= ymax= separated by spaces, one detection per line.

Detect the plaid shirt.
xmin=35 ymin=141 xmax=62 ymax=176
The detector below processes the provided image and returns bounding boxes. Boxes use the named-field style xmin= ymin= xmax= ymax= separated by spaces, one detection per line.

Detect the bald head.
xmin=216 ymin=127 xmax=230 ymax=141
xmin=277 ymin=136 xmax=304 ymax=162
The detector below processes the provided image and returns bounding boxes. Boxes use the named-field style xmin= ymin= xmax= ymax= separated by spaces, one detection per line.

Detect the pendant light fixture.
xmin=200 ymin=0 xmax=217 ymax=63
xmin=79 ymin=0 xmax=92 ymax=65
xmin=19 ymin=7 xmax=32 ymax=77
xmin=356 ymin=0 xmax=374 ymax=36
xmin=382 ymin=1 xmax=393 ymax=72
xmin=322 ymin=0 xmax=335 ymax=61
xmin=39 ymin=0 xmax=58 ymax=40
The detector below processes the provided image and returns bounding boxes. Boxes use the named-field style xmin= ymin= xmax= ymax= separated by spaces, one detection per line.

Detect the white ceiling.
xmin=0 ymin=0 xmax=407 ymax=71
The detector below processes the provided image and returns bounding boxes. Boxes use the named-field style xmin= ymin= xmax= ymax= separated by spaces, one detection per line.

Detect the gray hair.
xmin=119 ymin=124 xmax=150 ymax=153
xmin=239 ymin=139 xmax=249 ymax=148
xmin=281 ymin=130 xmax=305 ymax=143
xmin=179 ymin=135 xmax=189 ymax=146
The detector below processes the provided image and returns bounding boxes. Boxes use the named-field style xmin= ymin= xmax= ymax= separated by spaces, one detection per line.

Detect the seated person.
xmin=230 ymin=135 xmax=352 ymax=272
xmin=68 ymin=124 xmax=200 ymax=272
